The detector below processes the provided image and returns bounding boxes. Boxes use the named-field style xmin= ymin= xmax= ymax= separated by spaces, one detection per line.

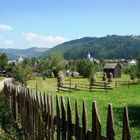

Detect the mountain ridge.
xmin=0 ymin=47 xmax=49 ymax=60
xmin=40 ymin=35 xmax=140 ymax=59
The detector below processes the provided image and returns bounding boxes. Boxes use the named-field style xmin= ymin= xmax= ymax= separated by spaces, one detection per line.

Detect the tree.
xmin=123 ymin=56 xmax=140 ymax=83
xmin=77 ymin=59 xmax=98 ymax=78
xmin=12 ymin=65 xmax=35 ymax=86
xmin=136 ymin=56 xmax=140 ymax=83
xmin=68 ymin=60 xmax=77 ymax=72
xmin=0 ymin=53 xmax=8 ymax=71
xmin=48 ymin=52 xmax=65 ymax=76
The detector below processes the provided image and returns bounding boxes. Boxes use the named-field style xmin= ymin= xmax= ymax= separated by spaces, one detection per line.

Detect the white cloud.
xmin=0 ymin=24 xmax=13 ymax=30
xmin=4 ymin=40 xmax=14 ymax=46
xmin=23 ymin=32 xmax=68 ymax=48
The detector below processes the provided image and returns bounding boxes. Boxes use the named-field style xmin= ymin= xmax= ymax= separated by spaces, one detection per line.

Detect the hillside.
xmin=41 ymin=35 xmax=140 ymax=60
xmin=0 ymin=47 xmax=49 ymax=60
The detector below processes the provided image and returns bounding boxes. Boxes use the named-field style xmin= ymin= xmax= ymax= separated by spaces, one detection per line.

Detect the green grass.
xmin=27 ymin=74 xmax=140 ymax=139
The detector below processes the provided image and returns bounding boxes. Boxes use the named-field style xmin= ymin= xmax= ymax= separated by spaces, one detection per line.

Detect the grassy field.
xmin=27 ymin=74 xmax=140 ymax=139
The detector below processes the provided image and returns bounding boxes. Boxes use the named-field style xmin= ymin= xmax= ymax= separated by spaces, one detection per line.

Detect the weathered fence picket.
xmin=82 ymin=101 xmax=88 ymax=140
xmin=61 ymin=96 xmax=67 ymax=140
xmin=67 ymin=98 xmax=73 ymax=140
xmin=106 ymin=104 xmax=115 ymax=140
xmin=56 ymin=95 xmax=61 ymax=140
xmin=3 ymin=82 xmax=132 ymax=140
xmin=122 ymin=107 xmax=131 ymax=140
xmin=75 ymin=99 xmax=81 ymax=140
xmin=92 ymin=101 xmax=101 ymax=140
xmin=51 ymin=95 xmax=55 ymax=140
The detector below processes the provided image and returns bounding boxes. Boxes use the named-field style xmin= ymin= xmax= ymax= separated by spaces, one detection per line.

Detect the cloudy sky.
xmin=0 ymin=0 xmax=140 ymax=49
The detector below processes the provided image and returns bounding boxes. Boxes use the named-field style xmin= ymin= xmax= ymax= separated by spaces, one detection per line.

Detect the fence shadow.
xmin=128 ymin=105 xmax=140 ymax=128
xmin=113 ymin=105 xmax=140 ymax=128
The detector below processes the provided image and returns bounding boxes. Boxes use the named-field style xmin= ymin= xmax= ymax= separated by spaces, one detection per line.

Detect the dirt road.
xmin=0 ymin=78 xmax=13 ymax=91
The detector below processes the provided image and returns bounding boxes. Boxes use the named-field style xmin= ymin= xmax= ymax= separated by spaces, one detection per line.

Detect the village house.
xmin=104 ymin=63 xmax=121 ymax=78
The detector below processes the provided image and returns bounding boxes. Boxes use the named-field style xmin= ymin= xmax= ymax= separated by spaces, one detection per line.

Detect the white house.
xmin=128 ymin=59 xmax=136 ymax=66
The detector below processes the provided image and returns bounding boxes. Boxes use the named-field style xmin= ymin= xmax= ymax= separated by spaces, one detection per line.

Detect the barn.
xmin=104 ymin=63 xmax=121 ymax=78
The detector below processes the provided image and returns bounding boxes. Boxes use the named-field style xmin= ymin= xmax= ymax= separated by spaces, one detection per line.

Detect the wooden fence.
xmin=58 ymin=82 xmax=112 ymax=93
xmin=75 ymin=82 xmax=112 ymax=93
xmin=3 ymin=82 xmax=131 ymax=140
xmin=115 ymin=81 xmax=130 ymax=88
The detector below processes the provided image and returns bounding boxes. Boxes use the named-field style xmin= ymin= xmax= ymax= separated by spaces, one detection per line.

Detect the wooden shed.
xmin=104 ymin=63 xmax=121 ymax=78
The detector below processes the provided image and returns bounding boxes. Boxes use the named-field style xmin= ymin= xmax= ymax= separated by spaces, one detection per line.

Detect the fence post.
xmin=82 ymin=101 xmax=88 ymax=140
xmin=75 ymin=84 xmax=77 ymax=91
xmin=104 ymin=82 xmax=107 ymax=93
xmin=128 ymin=81 xmax=130 ymax=88
xmin=92 ymin=101 xmax=101 ymax=140
xmin=31 ymin=90 xmax=35 ymax=139
xmin=40 ymin=92 xmax=45 ymax=139
xmin=75 ymin=99 xmax=81 ymax=140
xmin=106 ymin=104 xmax=115 ymax=140
xmin=67 ymin=98 xmax=73 ymax=140
xmin=47 ymin=94 xmax=51 ymax=140
xmin=51 ymin=95 xmax=55 ymax=140
xmin=122 ymin=107 xmax=131 ymax=140
xmin=43 ymin=92 xmax=47 ymax=139
xmin=115 ymin=81 xmax=117 ymax=87
xmin=61 ymin=96 xmax=66 ymax=140
xmin=57 ymin=86 xmax=60 ymax=92
xmin=36 ymin=83 xmax=38 ymax=91
xmin=56 ymin=95 xmax=60 ymax=140
xmin=89 ymin=85 xmax=91 ymax=92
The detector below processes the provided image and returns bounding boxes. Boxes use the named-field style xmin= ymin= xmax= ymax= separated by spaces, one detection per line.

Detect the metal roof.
xmin=104 ymin=63 xmax=119 ymax=69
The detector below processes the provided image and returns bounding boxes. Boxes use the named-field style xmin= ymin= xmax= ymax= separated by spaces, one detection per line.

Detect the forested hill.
xmin=41 ymin=35 xmax=140 ymax=59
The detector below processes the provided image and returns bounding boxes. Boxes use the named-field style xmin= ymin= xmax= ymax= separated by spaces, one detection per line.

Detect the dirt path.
xmin=0 ymin=78 xmax=13 ymax=91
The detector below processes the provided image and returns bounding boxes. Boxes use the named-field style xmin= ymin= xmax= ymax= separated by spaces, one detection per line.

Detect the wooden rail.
xmin=115 ymin=81 xmax=130 ymax=88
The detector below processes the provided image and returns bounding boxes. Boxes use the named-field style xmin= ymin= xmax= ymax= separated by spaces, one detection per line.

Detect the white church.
xmin=87 ymin=52 xmax=99 ymax=63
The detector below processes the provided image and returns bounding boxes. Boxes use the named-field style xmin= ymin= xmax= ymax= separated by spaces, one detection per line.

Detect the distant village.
xmin=8 ymin=56 xmax=24 ymax=65
xmin=87 ymin=52 xmax=136 ymax=66
xmin=8 ymin=52 xmax=137 ymax=67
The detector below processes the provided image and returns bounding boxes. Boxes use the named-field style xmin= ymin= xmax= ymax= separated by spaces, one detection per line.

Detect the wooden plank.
xmin=31 ymin=91 xmax=36 ymax=140
xmin=122 ymin=107 xmax=131 ymax=140
xmin=82 ymin=101 xmax=88 ymax=140
xmin=106 ymin=104 xmax=115 ymax=140
xmin=75 ymin=99 xmax=81 ymax=140
xmin=47 ymin=94 xmax=51 ymax=140
xmin=58 ymin=88 xmax=71 ymax=92
xmin=56 ymin=95 xmax=61 ymax=140
xmin=91 ymin=84 xmax=111 ymax=88
xmin=92 ymin=101 xmax=101 ymax=140
xmin=67 ymin=98 xmax=73 ymax=140
xmin=90 ymin=87 xmax=112 ymax=90
xmin=27 ymin=89 xmax=31 ymax=137
xmin=34 ymin=94 xmax=39 ymax=139
xmin=39 ymin=92 xmax=44 ymax=139
xmin=43 ymin=92 xmax=47 ymax=139
xmin=61 ymin=96 xmax=66 ymax=140
xmin=51 ymin=95 xmax=55 ymax=140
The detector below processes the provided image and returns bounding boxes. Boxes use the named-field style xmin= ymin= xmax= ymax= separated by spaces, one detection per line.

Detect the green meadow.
xmin=27 ymin=74 xmax=140 ymax=139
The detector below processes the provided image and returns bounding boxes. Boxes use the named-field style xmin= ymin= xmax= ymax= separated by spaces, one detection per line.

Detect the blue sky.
xmin=0 ymin=0 xmax=140 ymax=49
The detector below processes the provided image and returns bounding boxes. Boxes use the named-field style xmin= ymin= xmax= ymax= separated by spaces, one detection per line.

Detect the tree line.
xmin=0 ymin=52 xmax=103 ymax=85
xmin=1 ymin=51 xmax=140 ymax=86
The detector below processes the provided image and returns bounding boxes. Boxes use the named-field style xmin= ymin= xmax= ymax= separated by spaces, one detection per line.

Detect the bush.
xmin=0 ymin=92 xmax=22 ymax=139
